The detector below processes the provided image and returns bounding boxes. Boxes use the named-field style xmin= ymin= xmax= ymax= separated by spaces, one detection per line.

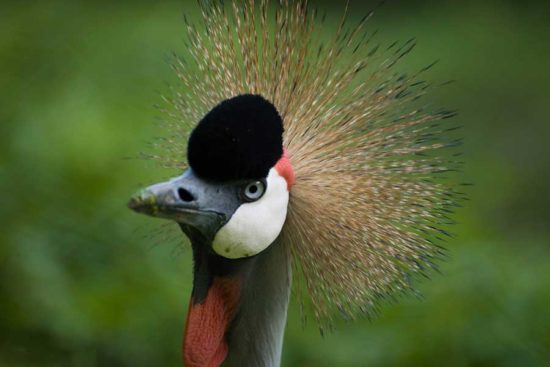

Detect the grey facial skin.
xmin=128 ymin=169 xmax=243 ymax=242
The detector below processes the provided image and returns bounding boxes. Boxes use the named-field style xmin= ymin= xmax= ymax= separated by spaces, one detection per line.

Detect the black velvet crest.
xmin=187 ymin=94 xmax=284 ymax=182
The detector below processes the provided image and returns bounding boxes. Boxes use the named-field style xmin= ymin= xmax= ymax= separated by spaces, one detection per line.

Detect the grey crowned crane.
xmin=128 ymin=1 xmax=462 ymax=366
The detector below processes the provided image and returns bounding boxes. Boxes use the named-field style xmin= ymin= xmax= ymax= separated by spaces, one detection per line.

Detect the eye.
xmin=242 ymin=180 xmax=266 ymax=202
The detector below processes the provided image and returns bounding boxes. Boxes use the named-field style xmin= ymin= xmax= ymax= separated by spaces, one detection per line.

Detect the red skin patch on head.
xmin=183 ymin=278 xmax=241 ymax=367
xmin=275 ymin=149 xmax=295 ymax=191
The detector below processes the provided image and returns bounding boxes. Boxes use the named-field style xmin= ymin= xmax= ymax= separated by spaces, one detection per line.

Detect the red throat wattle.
xmin=183 ymin=278 xmax=241 ymax=367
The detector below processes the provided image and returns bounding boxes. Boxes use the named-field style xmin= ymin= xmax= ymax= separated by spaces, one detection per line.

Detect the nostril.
xmin=177 ymin=188 xmax=195 ymax=202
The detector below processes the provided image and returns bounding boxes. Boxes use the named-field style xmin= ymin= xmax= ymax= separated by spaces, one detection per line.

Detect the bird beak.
xmin=128 ymin=169 xmax=228 ymax=242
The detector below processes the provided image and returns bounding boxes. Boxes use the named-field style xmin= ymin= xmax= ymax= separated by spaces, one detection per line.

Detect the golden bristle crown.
xmin=150 ymin=0 xmax=464 ymax=326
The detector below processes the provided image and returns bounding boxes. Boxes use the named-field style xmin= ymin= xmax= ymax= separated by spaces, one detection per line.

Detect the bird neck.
xmin=185 ymin=231 xmax=291 ymax=367
xmin=223 ymin=239 xmax=292 ymax=367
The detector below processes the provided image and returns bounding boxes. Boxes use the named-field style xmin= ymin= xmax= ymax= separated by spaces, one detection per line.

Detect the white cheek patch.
xmin=213 ymin=168 xmax=289 ymax=259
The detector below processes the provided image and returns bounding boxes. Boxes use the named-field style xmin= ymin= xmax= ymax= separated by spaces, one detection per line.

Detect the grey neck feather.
xmin=222 ymin=239 xmax=292 ymax=367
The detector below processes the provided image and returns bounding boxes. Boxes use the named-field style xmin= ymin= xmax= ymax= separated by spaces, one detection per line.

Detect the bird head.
xmin=129 ymin=94 xmax=294 ymax=259
xmin=129 ymin=95 xmax=296 ymax=367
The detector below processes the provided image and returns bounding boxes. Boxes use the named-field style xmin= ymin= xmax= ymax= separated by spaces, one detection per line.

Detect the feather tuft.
xmin=152 ymin=0 xmax=463 ymax=326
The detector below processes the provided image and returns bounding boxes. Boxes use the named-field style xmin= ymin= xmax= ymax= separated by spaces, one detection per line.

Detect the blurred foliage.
xmin=1 ymin=0 xmax=549 ymax=366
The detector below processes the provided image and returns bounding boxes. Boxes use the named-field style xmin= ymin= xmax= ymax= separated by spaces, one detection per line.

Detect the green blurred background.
xmin=1 ymin=0 xmax=549 ymax=366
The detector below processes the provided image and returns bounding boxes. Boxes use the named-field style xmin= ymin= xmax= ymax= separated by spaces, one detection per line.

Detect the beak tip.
xmin=128 ymin=191 xmax=154 ymax=213
xmin=128 ymin=190 xmax=161 ymax=216
xmin=127 ymin=196 xmax=141 ymax=211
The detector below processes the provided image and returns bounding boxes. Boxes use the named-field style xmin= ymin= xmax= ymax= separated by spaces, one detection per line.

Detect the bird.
xmin=128 ymin=1 xmax=462 ymax=366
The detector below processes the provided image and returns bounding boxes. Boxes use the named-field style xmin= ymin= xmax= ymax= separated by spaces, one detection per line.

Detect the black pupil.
xmin=248 ymin=184 xmax=258 ymax=194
